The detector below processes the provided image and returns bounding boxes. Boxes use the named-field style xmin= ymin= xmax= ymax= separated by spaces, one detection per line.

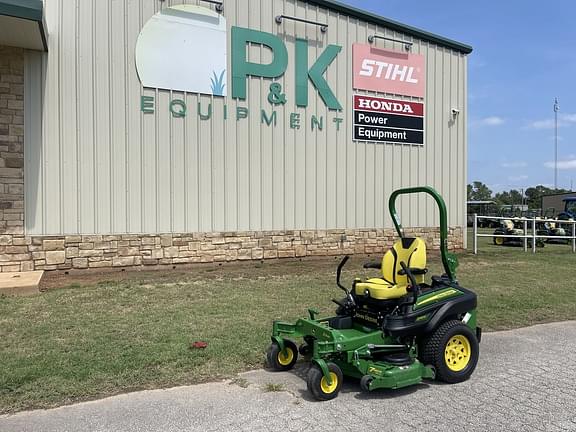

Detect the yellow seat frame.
xmin=355 ymin=238 xmax=427 ymax=300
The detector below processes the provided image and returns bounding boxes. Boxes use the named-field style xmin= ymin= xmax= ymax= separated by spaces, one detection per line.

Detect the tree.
xmin=495 ymin=189 xmax=523 ymax=206
xmin=467 ymin=181 xmax=493 ymax=201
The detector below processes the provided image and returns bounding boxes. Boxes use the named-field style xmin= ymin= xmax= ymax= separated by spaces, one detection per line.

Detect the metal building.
xmin=0 ymin=0 xmax=472 ymax=272
xmin=542 ymin=192 xmax=576 ymax=217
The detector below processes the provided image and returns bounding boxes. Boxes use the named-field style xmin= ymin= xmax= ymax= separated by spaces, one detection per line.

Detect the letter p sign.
xmin=231 ymin=27 xmax=288 ymax=100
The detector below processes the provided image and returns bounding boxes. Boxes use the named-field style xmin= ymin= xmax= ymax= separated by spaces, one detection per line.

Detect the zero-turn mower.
xmin=493 ymin=219 xmax=545 ymax=248
xmin=536 ymin=220 xmax=569 ymax=245
xmin=267 ymin=187 xmax=481 ymax=400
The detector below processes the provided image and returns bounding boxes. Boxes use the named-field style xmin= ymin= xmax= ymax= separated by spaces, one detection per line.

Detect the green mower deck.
xmin=272 ymin=316 xmax=437 ymax=391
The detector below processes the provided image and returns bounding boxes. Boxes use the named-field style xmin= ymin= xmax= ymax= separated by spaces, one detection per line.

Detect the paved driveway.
xmin=1 ymin=321 xmax=576 ymax=432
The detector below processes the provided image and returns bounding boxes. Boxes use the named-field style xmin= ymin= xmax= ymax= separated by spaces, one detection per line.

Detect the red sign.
xmin=353 ymin=44 xmax=425 ymax=98
xmin=354 ymin=95 xmax=424 ymax=117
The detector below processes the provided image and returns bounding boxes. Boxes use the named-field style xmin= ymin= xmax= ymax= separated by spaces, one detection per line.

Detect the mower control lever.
xmin=398 ymin=267 xmax=428 ymax=276
xmin=336 ymin=256 xmax=356 ymax=309
xmin=332 ymin=298 xmax=345 ymax=308
xmin=363 ymin=261 xmax=381 ymax=269
xmin=336 ymin=256 xmax=350 ymax=294
xmin=400 ymin=261 xmax=420 ymax=301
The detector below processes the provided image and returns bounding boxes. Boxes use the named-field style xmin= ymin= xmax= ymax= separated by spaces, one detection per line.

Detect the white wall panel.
xmin=25 ymin=0 xmax=469 ymax=235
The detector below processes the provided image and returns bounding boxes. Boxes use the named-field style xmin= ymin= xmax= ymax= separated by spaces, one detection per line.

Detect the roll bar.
xmin=388 ymin=186 xmax=459 ymax=282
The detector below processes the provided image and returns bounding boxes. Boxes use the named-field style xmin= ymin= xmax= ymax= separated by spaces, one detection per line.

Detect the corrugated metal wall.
xmin=24 ymin=0 xmax=467 ymax=235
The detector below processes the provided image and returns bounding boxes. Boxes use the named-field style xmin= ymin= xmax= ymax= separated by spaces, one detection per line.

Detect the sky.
xmin=342 ymin=0 xmax=576 ymax=192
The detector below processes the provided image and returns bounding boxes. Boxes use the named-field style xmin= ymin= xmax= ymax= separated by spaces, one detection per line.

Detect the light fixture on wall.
xmin=275 ymin=15 xmax=328 ymax=33
xmin=368 ymin=34 xmax=412 ymax=51
xmin=199 ymin=0 xmax=224 ymax=12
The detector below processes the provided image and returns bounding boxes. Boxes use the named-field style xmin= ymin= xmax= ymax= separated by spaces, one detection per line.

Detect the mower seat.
xmin=355 ymin=238 xmax=427 ymax=300
xmin=502 ymin=219 xmax=514 ymax=230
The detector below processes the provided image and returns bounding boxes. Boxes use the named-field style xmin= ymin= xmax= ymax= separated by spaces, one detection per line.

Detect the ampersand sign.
xmin=268 ymin=83 xmax=287 ymax=105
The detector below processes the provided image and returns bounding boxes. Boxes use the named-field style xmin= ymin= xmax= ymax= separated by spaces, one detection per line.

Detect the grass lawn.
xmin=1 ymin=232 xmax=575 ymax=413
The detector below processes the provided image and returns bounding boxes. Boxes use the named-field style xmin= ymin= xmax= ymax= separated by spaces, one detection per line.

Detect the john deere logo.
xmin=135 ymin=5 xmax=227 ymax=96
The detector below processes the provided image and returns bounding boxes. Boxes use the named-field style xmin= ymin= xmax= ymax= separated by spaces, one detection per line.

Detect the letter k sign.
xmin=295 ymin=39 xmax=342 ymax=110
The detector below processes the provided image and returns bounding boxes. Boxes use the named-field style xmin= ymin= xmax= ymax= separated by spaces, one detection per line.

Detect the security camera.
xmin=451 ymin=108 xmax=460 ymax=116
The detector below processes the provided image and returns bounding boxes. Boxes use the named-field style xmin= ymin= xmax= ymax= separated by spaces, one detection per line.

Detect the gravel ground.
xmin=1 ymin=321 xmax=575 ymax=432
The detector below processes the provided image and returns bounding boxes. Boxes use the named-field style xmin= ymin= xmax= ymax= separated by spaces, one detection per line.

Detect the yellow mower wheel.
xmin=444 ymin=335 xmax=471 ymax=372
xmin=320 ymin=372 xmax=339 ymax=394
xmin=266 ymin=340 xmax=298 ymax=371
xmin=307 ymin=362 xmax=343 ymax=401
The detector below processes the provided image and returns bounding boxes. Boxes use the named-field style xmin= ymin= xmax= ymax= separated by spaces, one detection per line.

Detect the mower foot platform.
xmin=356 ymin=360 xmax=435 ymax=392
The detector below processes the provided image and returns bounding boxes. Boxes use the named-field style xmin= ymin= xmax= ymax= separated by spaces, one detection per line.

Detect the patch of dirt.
xmin=38 ymin=255 xmax=380 ymax=290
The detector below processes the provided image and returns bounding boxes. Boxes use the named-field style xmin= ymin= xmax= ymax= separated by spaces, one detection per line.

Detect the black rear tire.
xmin=419 ymin=320 xmax=479 ymax=384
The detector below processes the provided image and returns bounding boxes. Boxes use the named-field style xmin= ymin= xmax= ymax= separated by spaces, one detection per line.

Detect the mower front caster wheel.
xmin=298 ymin=343 xmax=312 ymax=357
xmin=266 ymin=340 xmax=298 ymax=371
xmin=360 ymin=375 xmax=373 ymax=392
xmin=306 ymin=362 xmax=343 ymax=401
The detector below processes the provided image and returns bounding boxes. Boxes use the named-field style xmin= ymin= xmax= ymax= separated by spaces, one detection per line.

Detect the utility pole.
xmin=554 ymin=97 xmax=559 ymax=190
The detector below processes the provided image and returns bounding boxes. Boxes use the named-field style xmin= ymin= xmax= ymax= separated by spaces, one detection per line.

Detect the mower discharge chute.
xmin=267 ymin=187 xmax=481 ymax=400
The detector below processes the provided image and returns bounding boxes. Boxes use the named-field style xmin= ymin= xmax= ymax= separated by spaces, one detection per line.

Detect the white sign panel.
xmin=135 ymin=5 xmax=227 ymax=96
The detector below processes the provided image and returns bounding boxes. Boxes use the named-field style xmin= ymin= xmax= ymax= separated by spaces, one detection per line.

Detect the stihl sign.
xmin=353 ymin=44 xmax=425 ymax=98
xmin=359 ymin=60 xmax=419 ymax=83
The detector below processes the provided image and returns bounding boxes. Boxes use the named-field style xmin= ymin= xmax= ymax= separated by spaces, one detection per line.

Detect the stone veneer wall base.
xmin=0 ymin=228 xmax=464 ymax=272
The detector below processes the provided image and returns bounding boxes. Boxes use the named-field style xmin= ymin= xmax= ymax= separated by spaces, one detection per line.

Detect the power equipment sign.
xmin=353 ymin=95 xmax=424 ymax=145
